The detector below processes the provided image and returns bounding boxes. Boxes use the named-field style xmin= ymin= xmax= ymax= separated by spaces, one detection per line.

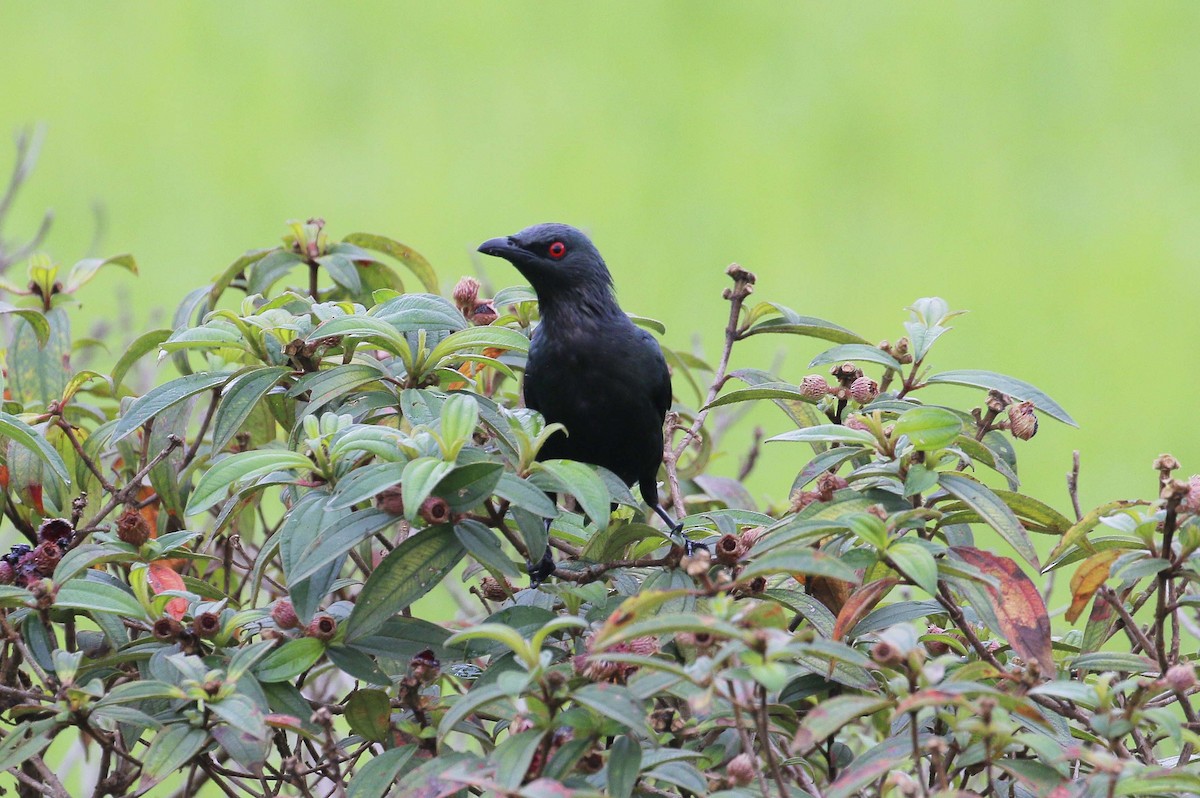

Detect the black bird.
xmin=478 ymin=223 xmax=691 ymax=581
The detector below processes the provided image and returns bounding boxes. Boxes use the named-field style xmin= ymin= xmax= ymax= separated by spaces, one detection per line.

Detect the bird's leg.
xmin=650 ymin=503 xmax=707 ymax=556
xmin=527 ymin=517 xmax=556 ymax=587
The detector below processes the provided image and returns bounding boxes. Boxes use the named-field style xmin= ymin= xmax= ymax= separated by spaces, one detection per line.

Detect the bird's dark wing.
xmin=636 ymin=328 xmax=673 ymax=419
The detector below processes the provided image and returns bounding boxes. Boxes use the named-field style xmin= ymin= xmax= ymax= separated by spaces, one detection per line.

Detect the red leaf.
xmin=950 ymin=546 xmax=1053 ymax=674
xmin=147 ymin=561 xmax=188 ymax=619
xmin=832 ymin=578 xmax=898 ymax=640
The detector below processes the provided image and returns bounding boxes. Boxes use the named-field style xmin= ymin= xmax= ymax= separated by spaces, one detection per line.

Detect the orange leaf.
xmin=1065 ymin=550 xmax=1119 ymax=624
xmin=148 ymin=561 xmax=188 ymax=620
xmin=832 ymin=578 xmax=898 ymax=640
xmin=950 ymin=546 xmax=1053 ymax=674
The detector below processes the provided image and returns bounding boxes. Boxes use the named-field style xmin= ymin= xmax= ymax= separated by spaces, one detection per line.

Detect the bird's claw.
xmin=683 ymin=539 xmax=709 ymax=557
xmin=527 ymin=546 xmax=556 ymax=588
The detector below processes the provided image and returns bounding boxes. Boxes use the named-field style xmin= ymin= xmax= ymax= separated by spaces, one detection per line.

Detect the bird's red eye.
xmin=548 ymin=241 xmax=566 ymax=259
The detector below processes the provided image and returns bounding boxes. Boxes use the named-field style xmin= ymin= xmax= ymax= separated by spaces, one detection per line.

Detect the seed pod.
xmin=153 ymin=617 xmax=184 ymax=642
xmin=715 ymin=533 xmax=742 ymax=565
xmin=1007 ymin=401 xmax=1038 ymax=441
xmin=306 ymin=613 xmax=337 ymax=642
xmin=418 ymin=496 xmax=451 ymax=525
xmin=452 ymin=276 xmax=481 ymax=313
xmin=193 ymin=611 xmax=222 ymax=639
xmin=116 ymin=507 xmax=151 ymax=546
xmin=37 ymin=518 xmax=73 ymax=544
xmin=29 ymin=541 xmax=61 ymax=575
xmin=1165 ymin=662 xmax=1197 ymax=692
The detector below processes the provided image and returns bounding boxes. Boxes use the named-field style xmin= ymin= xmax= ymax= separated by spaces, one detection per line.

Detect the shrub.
xmin=0 ymin=152 xmax=1198 ymax=798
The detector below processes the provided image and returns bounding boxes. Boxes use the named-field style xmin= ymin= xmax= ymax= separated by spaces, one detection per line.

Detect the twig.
xmin=1067 ymin=450 xmax=1083 ymax=522
xmin=77 ymin=434 xmax=184 ymax=537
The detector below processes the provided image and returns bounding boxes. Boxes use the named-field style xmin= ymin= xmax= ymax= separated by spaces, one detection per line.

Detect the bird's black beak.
xmin=477 ymin=236 xmax=523 ymax=260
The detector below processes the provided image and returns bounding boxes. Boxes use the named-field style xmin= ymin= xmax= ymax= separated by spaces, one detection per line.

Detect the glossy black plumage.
xmin=478 ymin=224 xmax=679 ymax=578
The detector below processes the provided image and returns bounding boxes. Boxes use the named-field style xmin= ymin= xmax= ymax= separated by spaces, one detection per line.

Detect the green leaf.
xmin=0 ymin=302 xmax=49 ymax=345
xmin=289 ymin=363 xmax=386 ymax=415
xmin=531 ymin=459 xmax=611 ymax=528
xmin=810 ymin=343 xmax=902 ymax=372
xmin=345 ymin=524 xmax=465 ymax=641
xmin=793 ymin=694 xmax=893 ymax=752
xmin=188 ymin=448 xmax=314 ymax=515
xmin=493 ymin=729 xmax=545 ymax=790
xmin=55 ymin=579 xmax=148 ymax=620
xmin=347 ymin=747 xmax=418 ymax=798
xmin=289 ymin=509 xmax=396 ymax=584
xmin=317 ymin=253 xmax=361 ymax=293
xmin=342 ymin=233 xmax=439 ymax=293
xmin=330 ymin=461 xmax=407 ymax=510
xmin=455 ymin=519 xmax=521 ymax=579
xmin=427 ymin=325 xmax=530 ymax=363
xmin=8 ymin=309 xmax=69 ymax=407
xmin=607 ymin=735 xmax=642 ymax=798
xmin=893 ymin=406 xmax=962 ymax=451
xmin=743 ymin=303 xmax=868 ymax=344
xmin=739 ymin=549 xmax=860 ymax=583
xmin=701 ymin=382 xmax=817 ymax=411
xmin=572 ymin=683 xmax=650 ymax=735
xmin=888 ymin=540 xmax=938 ymax=594
xmin=209 ymin=247 xmax=274 ymax=304
xmin=111 ymin=371 xmax=231 ymax=443
xmin=1069 ymin=651 xmax=1156 ymax=673
xmin=54 ymin=544 xmax=137 ymax=584
xmin=64 ymin=253 xmax=138 ymax=293
xmin=345 ymin=689 xmax=392 ymax=743
xmin=938 ymin=472 xmax=1038 ymax=568
xmin=903 ymin=464 xmax=939 ymax=497
xmin=924 ymin=369 xmax=1077 ymax=427
xmin=255 ymin=638 xmax=326 ymax=683
xmin=0 ymin=721 xmax=52 ymax=773
xmin=436 ymin=462 xmax=504 ymax=512
xmin=0 ymin=412 xmax=70 ymax=485
xmin=400 ymin=457 xmax=454 ymax=522
xmin=1046 ymin=500 xmax=1145 ymax=564
xmin=492 ymin=473 xmax=558 ymax=518
xmin=141 ymin=724 xmax=208 ymax=785
xmin=212 ymin=367 xmax=289 ymax=452
xmin=439 ymin=393 xmax=479 ymax=448
xmin=767 ymin=424 xmax=877 ymax=447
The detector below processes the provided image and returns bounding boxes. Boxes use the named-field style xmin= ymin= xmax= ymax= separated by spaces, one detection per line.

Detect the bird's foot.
xmin=527 ymin=546 xmax=556 ymax=588
xmin=683 ymin=538 xmax=709 ymax=558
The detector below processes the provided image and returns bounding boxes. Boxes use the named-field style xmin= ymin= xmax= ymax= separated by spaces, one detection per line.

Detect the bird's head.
xmin=477 ymin=223 xmax=614 ymax=301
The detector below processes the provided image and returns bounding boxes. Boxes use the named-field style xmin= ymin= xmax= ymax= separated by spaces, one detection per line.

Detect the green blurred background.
xmin=3 ymin=2 xmax=1199 ymax=524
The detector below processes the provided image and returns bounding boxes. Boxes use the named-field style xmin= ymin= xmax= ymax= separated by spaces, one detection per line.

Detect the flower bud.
xmin=418 ymin=496 xmax=451 ymax=525
xmin=799 ymin=374 xmax=830 ymax=398
xmin=1155 ymin=454 xmax=1182 ymax=473
xmin=116 ymin=507 xmax=151 ymax=546
xmin=0 ymin=562 xmax=13 ymax=585
xmin=1182 ymin=475 xmax=1200 ymax=515
xmin=727 ymin=753 xmax=757 ymax=786
xmin=452 ymin=276 xmax=481 ymax=313
xmin=1165 ymin=662 xmax=1196 ymax=692
xmin=849 ymin=376 xmax=878 ymax=404
xmin=306 ymin=613 xmax=338 ymax=642
xmin=815 ymin=473 xmax=849 ymax=499
xmin=1007 ymin=401 xmax=1038 ymax=441
xmin=271 ymin=599 xmax=300 ymax=630
xmin=193 ymin=611 xmax=222 ymax=639
xmin=375 ymin=485 xmax=404 ymax=515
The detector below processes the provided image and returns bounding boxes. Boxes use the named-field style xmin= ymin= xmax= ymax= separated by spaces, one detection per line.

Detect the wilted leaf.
xmin=832 ymin=579 xmax=898 ymax=640
xmin=1065 ymin=550 xmax=1118 ymax=624
xmin=948 ymin=547 xmax=1053 ymax=674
